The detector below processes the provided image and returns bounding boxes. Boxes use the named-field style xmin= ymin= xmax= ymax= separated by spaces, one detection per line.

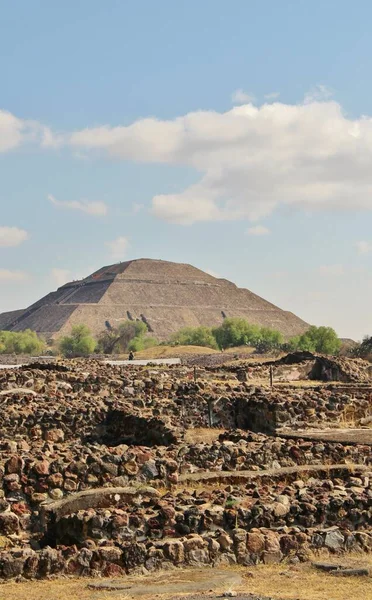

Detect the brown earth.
xmin=1 ymin=561 xmax=371 ymax=600
xmin=278 ymin=428 xmax=372 ymax=445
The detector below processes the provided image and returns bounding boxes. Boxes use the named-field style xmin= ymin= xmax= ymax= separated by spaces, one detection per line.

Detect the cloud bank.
xmin=5 ymin=94 xmax=372 ymax=227
xmin=67 ymin=97 xmax=372 ymax=225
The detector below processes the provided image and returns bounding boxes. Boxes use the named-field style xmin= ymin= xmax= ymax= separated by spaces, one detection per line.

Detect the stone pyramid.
xmin=0 ymin=258 xmax=308 ymax=340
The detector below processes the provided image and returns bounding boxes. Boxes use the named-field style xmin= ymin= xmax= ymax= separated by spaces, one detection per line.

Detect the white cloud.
xmin=246 ymin=225 xmax=270 ymax=236
xmin=304 ymin=84 xmax=333 ymax=103
xmin=0 ymin=111 xmax=25 ymax=152
xmin=355 ymin=240 xmax=372 ymax=255
xmin=48 ymin=194 xmax=108 ymax=216
xmin=105 ymin=236 xmax=130 ymax=260
xmin=41 ymin=127 xmax=64 ymax=149
xmin=0 ymin=226 xmax=29 ymax=247
xmin=0 ymin=110 xmax=56 ymax=153
xmin=66 ymin=93 xmax=372 ymax=225
xmin=0 ymin=269 xmax=28 ymax=281
xmin=264 ymin=92 xmax=280 ymax=100
xmin=152 ymin=192 xmax=229 ymax=224
xmin=231 ymin=89 xmax=256 ymax=105
xmin=319 ymin=264 xmax=344 ymax=276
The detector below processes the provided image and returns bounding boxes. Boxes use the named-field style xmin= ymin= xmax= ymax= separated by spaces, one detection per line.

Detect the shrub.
xmin=213 ymin=318 xmax=262 ymax=350
xmin=128 ymin=336 xmax=158 ymax=352
xmin=59 ymin=325 xmax=96 ymax=357
xmin=171 ymin=326 xmax=218 ymax=349
xmin=255 ymin=327 xmax=284 ymax=353
xmin=352 ymin=335 xmax=372 ymax=359
xmin=0 ymin=330 xmax=46 ymax=355
xmin=170 ymin=319 xmax=285 ymax=353
xmin=97 ymin=320 xmax=157 ymax=354
xmin=288 ymin=326 xmax=341 ymax=355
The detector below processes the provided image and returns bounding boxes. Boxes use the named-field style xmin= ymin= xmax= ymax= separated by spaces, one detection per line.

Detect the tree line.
xmin=170 ymin=318 xmax=341 ymax=355
xmin=0 ymin=317 xmax=346 ymax=357
xmin=0 ymin=322 xmax=157 ymax=358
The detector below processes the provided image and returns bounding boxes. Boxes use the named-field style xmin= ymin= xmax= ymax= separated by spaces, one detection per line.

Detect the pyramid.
xmin=0 ymin=258 xmax=309 ymax=340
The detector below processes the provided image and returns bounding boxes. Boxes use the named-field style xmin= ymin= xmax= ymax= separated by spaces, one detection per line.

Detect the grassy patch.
xmin=134 ymin=345 xmax=220 ymax=359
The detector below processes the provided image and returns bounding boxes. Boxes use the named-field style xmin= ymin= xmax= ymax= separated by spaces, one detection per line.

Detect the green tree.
xmin=255 ymin=327 xmax=284 ymax=353
xmin=352 ymin=335 xmax=372 ymax=359
xmin=288 ymin=326 xmax=341 ymax=355
xmin=128 ymin=335 xmax=158 ymax=352
xmin=281 ymin=336 xmax=301 ymax=352
xmin=0 ymin=330 xmax=45 ymax=355
xmin=171 ymin=326 xmax=218 ymax=349
xmin=97 ymin=320 xmax=155 ymax=354
xmin=59 ymin=325 xmax=96 ymax=357
xmin=212 ymin=318 xmax=261 ymax=349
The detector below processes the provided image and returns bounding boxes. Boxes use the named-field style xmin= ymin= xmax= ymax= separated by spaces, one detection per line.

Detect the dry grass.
xmin=0 ymin=579 xmax=94 ymax=600
xmin=2 ymin=559 xmax=371 ymax=600
xmin=184 ymin=427 xmax=225 ymax=444
xmin=243 ymin=557 xmax=372 ymax=600
xmin=134 ymin=345 xmax=219 ymax=359
xmin=273 ymin=380 xmax=331 ymax=388
xmin=127 ymin=345 xmax=278 ymax=360
xmin=224 ymin=346 xmax=256 ymax=355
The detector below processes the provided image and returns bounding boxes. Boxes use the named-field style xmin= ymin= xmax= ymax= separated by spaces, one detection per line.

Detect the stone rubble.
xmin=0 ymin=357 xmax=370 ymax=580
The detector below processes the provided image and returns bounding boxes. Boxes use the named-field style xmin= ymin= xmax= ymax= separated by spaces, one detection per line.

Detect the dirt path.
xmin=178 ymin=462 xmax=368 ymax=485
xmin=277 ymin=428 xmax=372 ymax=445
xmin=88 ymin=568 xmax=242 ymax=596
xmin=1 ymin=560 xmax=371 ymax=600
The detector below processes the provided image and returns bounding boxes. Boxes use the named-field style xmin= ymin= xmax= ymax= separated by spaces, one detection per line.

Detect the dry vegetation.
xmin=245 ymin=558 xmax=372 ymax=600
xmin=2 ymin=559 xmax=371 ymax=600
xmin=184 ymin=427 xmax=225 ymax=444
xmin=127 ymin=344 xmax=259 ymax=360
xmin=134 ymin=344 xmax=219 ymax=359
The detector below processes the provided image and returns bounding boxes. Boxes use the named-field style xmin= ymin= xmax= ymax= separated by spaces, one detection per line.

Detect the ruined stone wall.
xmin=0 ymin=359 xmax=371 ymax=580
xmin=0 ymin=468 xmax=370 ymax=579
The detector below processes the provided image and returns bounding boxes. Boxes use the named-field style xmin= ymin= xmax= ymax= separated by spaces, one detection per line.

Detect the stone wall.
xmin=0 ymin=359 xmax=370 ymax=580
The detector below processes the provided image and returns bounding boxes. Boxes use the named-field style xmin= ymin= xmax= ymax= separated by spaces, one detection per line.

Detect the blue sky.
xmin=1 ymin=0 xmax=372 ymax=339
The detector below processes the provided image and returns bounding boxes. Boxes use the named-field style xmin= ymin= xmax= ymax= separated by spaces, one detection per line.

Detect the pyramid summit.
xmin=0 ymin=258 xmax=309 ymax=340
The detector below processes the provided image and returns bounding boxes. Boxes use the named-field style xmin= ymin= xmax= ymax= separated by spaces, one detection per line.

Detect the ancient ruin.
xmin=0 ymin=353 xmax=370 ymax=581
xmin=0 ymin=259 xmax=309 ymax=340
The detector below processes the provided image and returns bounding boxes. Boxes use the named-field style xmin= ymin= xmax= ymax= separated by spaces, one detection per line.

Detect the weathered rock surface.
xmin=0 ymin=357 xmax=370 ymax=580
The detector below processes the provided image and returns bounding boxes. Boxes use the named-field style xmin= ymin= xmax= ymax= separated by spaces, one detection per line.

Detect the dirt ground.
xmin=184 ymin=427 xmax=225 ymax=444
xmin=133 ymin=345 xmax=258 ymax=359
xmin=2 ymin=558 xmax=371 ymax=600
xmin=278 ymin=428 xmax=372 ymax=445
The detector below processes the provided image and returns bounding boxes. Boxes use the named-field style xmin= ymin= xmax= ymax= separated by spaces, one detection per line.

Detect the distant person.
xmin=128 ymin=350 xmax=134 ymax=361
